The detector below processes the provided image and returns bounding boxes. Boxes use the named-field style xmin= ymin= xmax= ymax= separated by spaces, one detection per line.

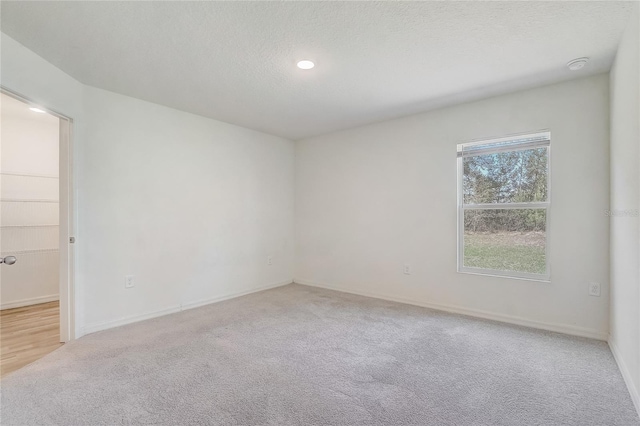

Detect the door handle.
xmin=0 ymin=256 xmax=17 ymax=265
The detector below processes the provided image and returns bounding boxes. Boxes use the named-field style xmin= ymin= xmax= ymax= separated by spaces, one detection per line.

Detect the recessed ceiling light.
xmin=567 ymin=57 xmax=589 ymax=71
xmin=29 ymin=107 xmax=46 ymax=113
xmin=297 ymin=60 xmax=315 ymax=70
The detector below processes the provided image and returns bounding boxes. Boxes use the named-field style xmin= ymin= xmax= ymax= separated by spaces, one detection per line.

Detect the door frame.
xmin=1 ymin=86 xmax=75 ymax=342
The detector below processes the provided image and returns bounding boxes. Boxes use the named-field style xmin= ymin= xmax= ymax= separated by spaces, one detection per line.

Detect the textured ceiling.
xmin=0 ymin=1 xmax=634 ymax=140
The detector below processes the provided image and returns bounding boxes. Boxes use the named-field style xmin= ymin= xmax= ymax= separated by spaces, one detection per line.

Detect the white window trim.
xmin=456 ymin=131 xmax=551 ymax=282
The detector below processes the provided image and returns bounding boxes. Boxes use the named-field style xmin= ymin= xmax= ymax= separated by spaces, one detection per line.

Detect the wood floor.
xmin=1 ymin=301 xmax=63 ymax=378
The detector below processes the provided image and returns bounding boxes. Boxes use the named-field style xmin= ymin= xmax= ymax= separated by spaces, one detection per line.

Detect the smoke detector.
xmin=567 ymin=57 xmax=589 ymax=71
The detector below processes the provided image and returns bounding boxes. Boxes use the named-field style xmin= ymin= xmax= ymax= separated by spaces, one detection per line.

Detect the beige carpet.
xmin=1 ymin=284 xmax=638 ymax=425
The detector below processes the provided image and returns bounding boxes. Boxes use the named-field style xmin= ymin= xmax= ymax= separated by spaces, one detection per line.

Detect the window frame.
xmin=456 ymin=131 xmax=551 ymax=282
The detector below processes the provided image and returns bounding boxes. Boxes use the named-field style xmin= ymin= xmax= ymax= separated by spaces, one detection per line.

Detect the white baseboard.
xmin=81 ymin=305 xmax=182 ymax=335
xmin=294 ymin=279 xmax=608 ymax=341
xmin=81 ymin=280 xmax=292 ymax=336
xmin=609 ymin=338 xmax=640 ymax=416
xmin=181 ymin=280 xmax=292 ymax=311
xmin=1 ymin=294 xmax=59 ymax=310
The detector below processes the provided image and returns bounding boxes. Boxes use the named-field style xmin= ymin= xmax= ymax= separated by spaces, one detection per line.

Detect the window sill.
xmin=457 ymin=268 xmax=551 ymax=283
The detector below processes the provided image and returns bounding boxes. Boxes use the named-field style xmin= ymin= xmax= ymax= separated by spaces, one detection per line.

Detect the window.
xmin=457 ymin=131 xmax=550 ymax=280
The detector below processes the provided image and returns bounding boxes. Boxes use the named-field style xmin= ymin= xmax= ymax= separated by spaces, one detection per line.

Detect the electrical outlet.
xmin=125 ymin=275 xmax=135 ymax=289
xmin=403 ymin=264 xmax=412 ymax=275
xmin=588 ymin=282 xmax=601 ymax=297
xmin=267 ymin=256 xmax=273 ymax=266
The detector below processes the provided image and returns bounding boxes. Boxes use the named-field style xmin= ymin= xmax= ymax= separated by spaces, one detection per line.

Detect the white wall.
xmin=1 ymin=94 xmax=60 ymax=309
xmin=1 ymin=33 xmax=295 ymax=336
xmin=609 ymin=4 xmax=640 ymax=412
xmin=296 ymin=74 xmax=611 ymax=339
xmin=79 ymin=87 xmax=294 ymax=332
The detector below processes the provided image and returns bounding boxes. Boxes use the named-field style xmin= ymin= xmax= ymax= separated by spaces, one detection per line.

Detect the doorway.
xmin=0 ymin=90 xmax=74 ymax=377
